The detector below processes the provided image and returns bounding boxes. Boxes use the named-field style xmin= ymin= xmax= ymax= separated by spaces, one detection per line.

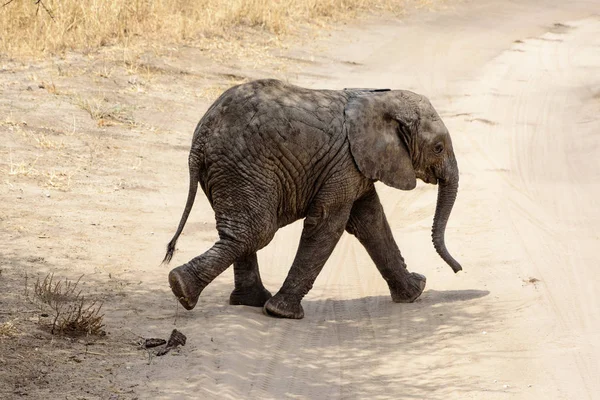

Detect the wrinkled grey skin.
xmin=164 ymin=79 xmax=461 ymax=319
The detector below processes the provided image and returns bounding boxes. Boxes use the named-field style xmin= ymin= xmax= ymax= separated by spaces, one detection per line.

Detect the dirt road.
xmin=1 ymin=0 xmax=599 ymax=399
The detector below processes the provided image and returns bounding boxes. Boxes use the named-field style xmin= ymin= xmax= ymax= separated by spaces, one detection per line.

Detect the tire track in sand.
xmin=447 ymin=17 xmax=600 ymax=398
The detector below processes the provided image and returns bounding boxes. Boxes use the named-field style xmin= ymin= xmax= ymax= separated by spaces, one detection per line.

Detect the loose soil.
xmin=1 ymin=0 xmax=599 ymax=398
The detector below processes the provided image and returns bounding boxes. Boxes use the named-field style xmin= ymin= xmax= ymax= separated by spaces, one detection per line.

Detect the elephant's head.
xmin=345 ymin=90 xmax=462 ymax=273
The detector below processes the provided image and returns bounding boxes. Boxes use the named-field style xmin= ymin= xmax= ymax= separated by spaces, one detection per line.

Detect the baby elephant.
xmin=164 ymin=79 xmax=461 ymax=319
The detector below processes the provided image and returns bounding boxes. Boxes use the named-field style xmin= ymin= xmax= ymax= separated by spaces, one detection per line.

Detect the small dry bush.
xmin=1 ymin=0 xmax=404 ymax=56
xmin=0 ymin=320 xmax=19 ymax=338
xmin=28 ymin=273 xmax=105 ymax=336
xmin=75 ymin=96 xmax=135 ymax=126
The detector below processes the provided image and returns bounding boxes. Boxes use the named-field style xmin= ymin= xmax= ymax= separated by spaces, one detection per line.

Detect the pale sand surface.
xmin=1 ymin=0 xmax=598 ymax=398
xmin=156 ymin=2 xmax=600 ymax=399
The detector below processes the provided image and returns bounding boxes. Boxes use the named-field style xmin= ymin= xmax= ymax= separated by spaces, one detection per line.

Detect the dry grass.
xmin=45 ymin=169 xmax=73 ymax=190
xmin=4 ymin=162 xmax=74 ymax=191
xmin=1 ymin=0 xmax=404 ymax=56
xmin=30 ymin=273 xmax=105 ymax=336
xmin=0 ymin=320 xmax=19 ymax=338
xmin=38 ymin=80 xmax=59 ymax=94
xmin=8 ymin=157 xmax=39 ymax=177
xmin=75 ymin=96 xmax=135 ymax=126
xmin=2 ymin=125 xmax=78 ymax=189
xmin=34 ymin=133 xmax=64 ymax=150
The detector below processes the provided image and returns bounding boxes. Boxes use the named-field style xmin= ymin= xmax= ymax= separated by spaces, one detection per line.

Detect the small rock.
xmin=503 ymin=384 xmax=510 ymax=389
xmin=156 ymin=329 xmax=187 ymax=356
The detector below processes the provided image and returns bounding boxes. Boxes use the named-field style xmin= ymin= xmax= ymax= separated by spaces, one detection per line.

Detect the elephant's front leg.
xmin=230 ymin=253 xmax=272 ymax=307
xmin=264 ymin=204 xmax=352 ymax=319
xmin=346 ymin=189 xmax=426 ymax=303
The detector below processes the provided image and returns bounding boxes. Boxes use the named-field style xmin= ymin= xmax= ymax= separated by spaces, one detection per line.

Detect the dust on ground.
xmin=2 ymin=0 xmax=600 ymax=399
xmin=0 ymin=4 xmax=436 ymax=396
xmin=0 ymin=18 xmax=328 ymax=399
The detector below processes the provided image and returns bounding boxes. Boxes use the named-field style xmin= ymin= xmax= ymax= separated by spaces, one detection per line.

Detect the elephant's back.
xmin=197 ymin=80 xmax=356 ymax=220
xmin=200 ymin=79 xmax=350 ymax=172
xmin=202 ymin=79 xmax=347 ymax=142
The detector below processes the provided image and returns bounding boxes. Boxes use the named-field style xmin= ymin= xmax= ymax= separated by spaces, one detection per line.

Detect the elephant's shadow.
xmin=300 ymin=288 xmax=490 ymax=326
xmin=186 ymin=288 xmax=493 ymax=399
xmin=282 ymin=289 xmax=491 ymax=395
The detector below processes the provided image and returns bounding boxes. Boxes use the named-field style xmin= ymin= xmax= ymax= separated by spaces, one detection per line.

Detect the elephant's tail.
xmin=163 ymin=155 xmax=202 ymax=264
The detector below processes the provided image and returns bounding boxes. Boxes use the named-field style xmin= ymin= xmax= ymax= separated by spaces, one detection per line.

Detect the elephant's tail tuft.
xmin=163 ymin=238 xmax=177 ymax=264
xmin=162 ymin=155 xmax=201 ymax=265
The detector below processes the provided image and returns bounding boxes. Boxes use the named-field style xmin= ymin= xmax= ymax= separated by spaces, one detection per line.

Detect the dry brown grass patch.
xmin=38 ymin=80 xmax=59 ymax=95
xmin=1 ymin=0 xmax=406 ymax=57
xmin=7 ymin=157 xmax=39 ymax=177
xmin=75 ymin=96 xmax=135 ymax=126
xmin=45 ymin=169 xmax=73 ymax=190
xmin=0 ymin=320 xmax=19 ymax=338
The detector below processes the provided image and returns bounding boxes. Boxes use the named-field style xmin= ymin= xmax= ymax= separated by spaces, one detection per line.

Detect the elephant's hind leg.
xmin=230 ymin=253 xmax=272 ymax=307
xmin=346 ymin=188 xmax=426 ymax=303
xmin=169 ymin=239 xmax=247 ymax=310
xmin=169 ymin=199 xmax=278 ymax=311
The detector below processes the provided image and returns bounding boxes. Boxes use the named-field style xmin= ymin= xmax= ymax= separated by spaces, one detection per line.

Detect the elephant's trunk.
xmin=432 ymin=173 xmax=462 ymax=273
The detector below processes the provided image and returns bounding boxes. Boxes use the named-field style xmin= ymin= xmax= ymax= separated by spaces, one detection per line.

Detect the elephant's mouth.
xmin=414 ymin=166 xmax=439 ymax=184
xmin=417 ymin=172 xmax=438 ymax=185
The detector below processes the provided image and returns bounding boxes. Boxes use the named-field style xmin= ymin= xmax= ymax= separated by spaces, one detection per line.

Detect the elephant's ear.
xmin=345 ymin=92 xmax=417 ymax=190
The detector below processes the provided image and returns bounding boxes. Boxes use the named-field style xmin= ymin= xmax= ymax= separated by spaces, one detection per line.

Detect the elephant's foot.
xmin=230 ymin=285 xmax=272 ymax=307
xmin=168 ymin=265 xmax=205 ymax=310
xmin=263 ymin=293 xmax=304 ymax=319
xmin=390 ymin=272 xmax=426 ymax=303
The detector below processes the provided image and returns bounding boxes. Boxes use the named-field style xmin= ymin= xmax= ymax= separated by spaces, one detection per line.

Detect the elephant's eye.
xmin=433 ymin=142 xmax=444 ymax=154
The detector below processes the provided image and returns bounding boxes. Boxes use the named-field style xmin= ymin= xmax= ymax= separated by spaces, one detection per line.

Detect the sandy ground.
xmin=1 ymin=0 xmax=599 ymax=398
